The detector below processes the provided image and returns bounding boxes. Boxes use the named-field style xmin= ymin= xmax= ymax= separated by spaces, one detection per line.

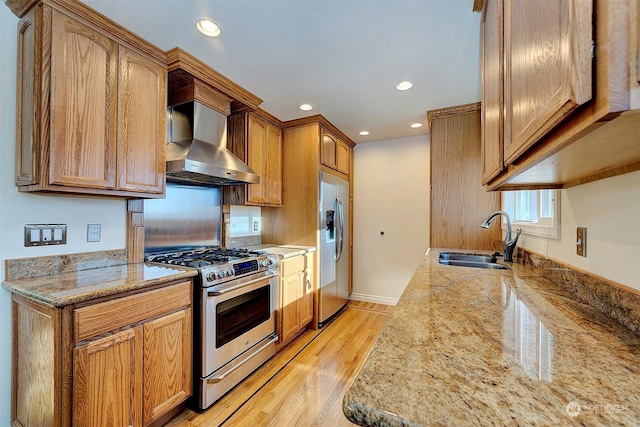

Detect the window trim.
xmin=501 ymin=190 xmax=561 ymax=239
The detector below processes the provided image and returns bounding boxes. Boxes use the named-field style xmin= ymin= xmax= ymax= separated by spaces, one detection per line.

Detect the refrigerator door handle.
xmin=336 ymin=197 xmax=344 ymax=261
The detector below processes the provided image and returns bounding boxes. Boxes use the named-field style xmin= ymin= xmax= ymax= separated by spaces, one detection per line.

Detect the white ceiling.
xmin=84 ymin=0 xmax=482 ymax=143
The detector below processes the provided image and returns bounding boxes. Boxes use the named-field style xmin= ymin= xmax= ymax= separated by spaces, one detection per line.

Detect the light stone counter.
xmin=2 ymin=263 xmax=197 ymax=307
xmin=343 ymin=248 xmax=640 ymax=426
xmin=245 ymin=244 xmax=316 ymax=259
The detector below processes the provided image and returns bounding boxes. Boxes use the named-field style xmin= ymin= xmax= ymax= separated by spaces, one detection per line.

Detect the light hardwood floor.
xmin=166 ymin=300 xmax=392 ymax=427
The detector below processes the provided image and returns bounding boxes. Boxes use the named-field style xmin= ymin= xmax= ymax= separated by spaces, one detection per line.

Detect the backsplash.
xmin=4 ymin=249 xmax=127 ymax=281
xmin=517 ymin=248 xmax=640 ymax=335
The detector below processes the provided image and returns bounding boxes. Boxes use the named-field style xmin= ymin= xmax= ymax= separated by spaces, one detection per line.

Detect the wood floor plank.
xmin=166 ymin=302 xmax=392 ymax=427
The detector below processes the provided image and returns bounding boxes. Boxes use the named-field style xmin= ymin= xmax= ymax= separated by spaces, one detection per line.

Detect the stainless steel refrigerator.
xmin=319 ymin=171 xmax=350 ymax=326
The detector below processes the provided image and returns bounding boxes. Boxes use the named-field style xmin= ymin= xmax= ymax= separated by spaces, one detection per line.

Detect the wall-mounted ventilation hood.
xmin=165 ymin=101 xmax=260 ymax=186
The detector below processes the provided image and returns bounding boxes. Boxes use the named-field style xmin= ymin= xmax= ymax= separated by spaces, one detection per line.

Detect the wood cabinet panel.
xmin=480 ymin=0 xmax=637 ymax=190
xmin=143 ymin=308 xmax=192 ymax=425
xmin=281 ymin=272 xmax=303 ymax=341
xmin=266 ymin=125 xmax=283 ymax=204
xmin=300 ymin=254 xmax=314 ymax=327
xmin=73 ymin=327 xmax=143 ymax=427
xmin=320 ymin=128 xmax=350 ymax=177
xmin=335 ymin=140 xmax=349 ymax=175
xmin=117 ymin=47 xmax=166 ymax=194
xmin=12 ymin=296 xmax=58 ymax=427
xmin=49 ymin=9 xmax=117 ymax=189
xmin=13 ymin=2 xmax=166 ymax=198
xmin=74 ymin=281 xmax=191 ymax=342
xmin=481 ymin=0 xmax=503 ymax=184
xmin=224 ymin=113 xmax=282 ymax=206
xmin=279 ymin=254 xmax=314 ymax=343
xmin=247 ymin=115 xmax=268 ymax=204
xmin=503 ymin=0 xmax=592 ymax=164
xmin=428 ymin=104 xmax=502 ymax=251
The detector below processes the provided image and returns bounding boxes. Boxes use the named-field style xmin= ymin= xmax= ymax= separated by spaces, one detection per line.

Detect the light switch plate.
xmin=24 ymin=224 xmax=67 ymax=247
xmin=576 ymin=227 xmax=587 ymax=257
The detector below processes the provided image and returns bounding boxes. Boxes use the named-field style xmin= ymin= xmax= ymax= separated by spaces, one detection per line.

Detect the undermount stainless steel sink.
xmin=438 ymin=252 xmax=509 ymax=270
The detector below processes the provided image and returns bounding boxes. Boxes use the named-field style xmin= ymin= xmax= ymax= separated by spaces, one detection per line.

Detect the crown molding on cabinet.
xmin=166 ymin=47 xmax=263 ymax=113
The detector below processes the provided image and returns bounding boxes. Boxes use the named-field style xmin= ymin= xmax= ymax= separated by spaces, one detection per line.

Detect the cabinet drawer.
xmin=74 ymin=281 xmax=191 ymax=342
xmin=281 ymin=255 xmax=305 ymax=277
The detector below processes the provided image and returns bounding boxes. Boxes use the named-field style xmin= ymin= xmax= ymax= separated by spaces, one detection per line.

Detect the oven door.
xmin=201 ymin=270 xmax=277 ymax=377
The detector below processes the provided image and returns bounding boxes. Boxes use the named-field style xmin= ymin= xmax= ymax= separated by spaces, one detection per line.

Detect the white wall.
xmin=352 ymin=135 xmax=430 ymax=304
xmin=0 ymin=6 xmax=127 ymax=424
xmin=517 ymin=171 xmax=640 ymax=291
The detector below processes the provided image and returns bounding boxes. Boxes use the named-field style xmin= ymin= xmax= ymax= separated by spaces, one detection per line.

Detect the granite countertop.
xmin=343 ymin=248 xmax=640 ymax=426
xmin=245 ymin=244 xmax=316 ymax=259
xmin=2 ymin=263 xmax=197 ymax=307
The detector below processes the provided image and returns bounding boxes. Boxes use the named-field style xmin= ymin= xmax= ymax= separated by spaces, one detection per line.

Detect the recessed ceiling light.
xmin=410 ymin=122 xmax=423 ymax=128
xmin=197 ymin=19 xmax=221 ymax=38
xmin=299 ymin=104 xmax=313 ymax=111
xmin=359 ymin=131 xmax=370 ymax=136
xmin=396 ymin=81 xmax=413 ymax=91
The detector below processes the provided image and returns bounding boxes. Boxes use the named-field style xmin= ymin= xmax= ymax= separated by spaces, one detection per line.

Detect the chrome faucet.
xmin=480 ymin=211 xmax=522 ymax=262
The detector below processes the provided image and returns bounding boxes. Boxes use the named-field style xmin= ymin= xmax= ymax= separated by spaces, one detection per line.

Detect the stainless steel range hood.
xmin=165 ymin=102 xmax=260 ymax=185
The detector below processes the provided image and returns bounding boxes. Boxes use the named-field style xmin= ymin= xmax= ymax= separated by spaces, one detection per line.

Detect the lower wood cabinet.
xmin=11 ymin=280 xmax=192 ymax=427
xmin=279 ymin=253 xmax=314 ymax=344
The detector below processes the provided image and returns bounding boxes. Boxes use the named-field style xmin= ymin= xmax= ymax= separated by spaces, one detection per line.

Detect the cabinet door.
xmin=247 ymin=115 xmax=268 ymax=204
xmin=281 ymin=271 xmax=303 ymax=342
xmin=504 ymin=0 xmax=592 ymax=164
xmin=73 ymin=327 xmax=143 ymax=427
xmin=321 ymin=131 xmax=337 ymax=170
xmin=143 ymin=308 xmax=192 ymax=425
xmin=265 ymin=124 xmax=282 ymax=205
xmin=49 ymin=10 xmax=117 ymax=189
xmin=300 ymin=265 xmax=314 ymax=327
xmin=335 ymin=139 xmax=350 ymax=176
xmin=481 ymin=0 xmax=504 ymax=184
xmin=117 ymin=47 xmax=166 ymax=194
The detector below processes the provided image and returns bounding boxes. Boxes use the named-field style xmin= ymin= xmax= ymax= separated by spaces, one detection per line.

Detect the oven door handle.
xmin=207 ymin=272 xmax=277 ymax=296
xmin=206 ymin=335 xmax=278 ymax=384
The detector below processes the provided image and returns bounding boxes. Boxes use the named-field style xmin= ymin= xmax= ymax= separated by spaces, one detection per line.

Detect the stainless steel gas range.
xmin=145 ymin=247 xmax=278 ymax=409
xmin=143 ymin=183 xmax=279 ymax=409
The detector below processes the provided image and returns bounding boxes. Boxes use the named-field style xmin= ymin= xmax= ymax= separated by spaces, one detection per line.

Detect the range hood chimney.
xmin=165 ymin=101 xmax=260 ymax=186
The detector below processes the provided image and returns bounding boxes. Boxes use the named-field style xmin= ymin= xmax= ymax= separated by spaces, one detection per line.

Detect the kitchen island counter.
xmin=343 ymin=248 xmax=640 ymax=426
xmin=2 ymin=263 xmax=197 ymax=307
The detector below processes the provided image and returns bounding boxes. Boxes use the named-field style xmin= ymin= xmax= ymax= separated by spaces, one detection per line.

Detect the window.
xmin=502 ymin=190 xmax=560 ymax=238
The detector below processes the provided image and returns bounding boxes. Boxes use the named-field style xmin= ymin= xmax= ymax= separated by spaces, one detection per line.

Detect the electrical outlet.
xmin=576 ymin=227 xmax=587 ymax=257
xmin=87 ymin=224 xmax=101 ymax=242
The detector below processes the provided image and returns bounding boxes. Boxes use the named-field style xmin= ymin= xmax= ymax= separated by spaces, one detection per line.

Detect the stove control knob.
xmin=261 ymin=259 xmax=269 ymax=267
xmin=226 ymin=267 xmax=234 ymax=277
xmin=206 ymin=271 xmax=217 ymax=282
xmin=217 ymin=270 xmax=226 ymax=279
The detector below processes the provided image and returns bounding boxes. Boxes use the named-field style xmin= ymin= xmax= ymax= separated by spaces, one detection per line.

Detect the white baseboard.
xmin=349 ymin=293 xmax=398 ymax=306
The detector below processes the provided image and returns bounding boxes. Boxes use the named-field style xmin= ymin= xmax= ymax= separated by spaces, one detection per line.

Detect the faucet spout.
xmin=480 ymin=211 xmax=521 ymax=262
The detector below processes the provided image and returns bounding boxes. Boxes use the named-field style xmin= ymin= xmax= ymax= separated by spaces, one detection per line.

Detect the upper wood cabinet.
xmin=480 ymin=0 xmax=503 ymax=184
xmin=478 ymin=0 xmax=640 ymax=190
xmin=224 ymin=112 xmax=283 ymax=206
xmin=321 ymin=128 xmax=350 ymax=177
xmin=503 ymin=0 xmax=592 ymax=164
xmin=12 ymin=0 xmax=166 ymax=198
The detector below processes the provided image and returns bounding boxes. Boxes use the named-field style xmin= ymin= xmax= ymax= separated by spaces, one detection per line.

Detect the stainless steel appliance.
xmin=319 ymin=171 xmax=350 ymax=326
xmin=144 ymin=183 xmax=278 ymax=409
xmin=165 ymin=101 xmax=260 ymax=186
